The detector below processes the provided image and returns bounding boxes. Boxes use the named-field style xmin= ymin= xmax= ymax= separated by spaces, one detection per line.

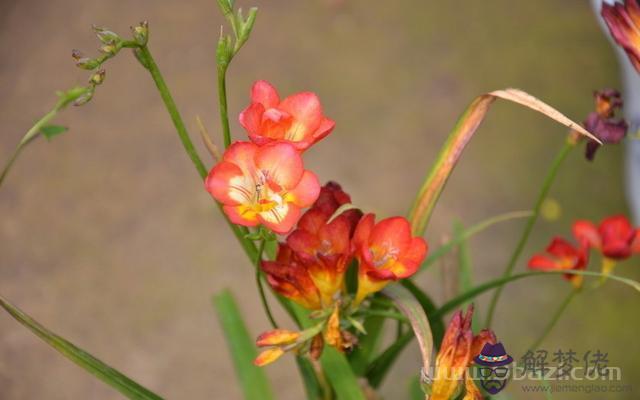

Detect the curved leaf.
xmin=0 ymin=294 xmax=163 ymax=400
xmin=408 ymin=88 xmax=599 ymax=236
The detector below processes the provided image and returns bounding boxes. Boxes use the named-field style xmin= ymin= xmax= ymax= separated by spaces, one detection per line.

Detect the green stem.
xmin=528 ymin=289 xmax=578 ymax=351
xmin=217 ymin=65 xmax=232 ymax=148
xmin=355 ymin=310 xmax=408 ymax=323
xmin=485 ymin=140 xmax=574 ymax=327
xmin=255 ymin=239 xmax=278 ymax=329
xmin=134 ymin=45 xmax=257 ymax=261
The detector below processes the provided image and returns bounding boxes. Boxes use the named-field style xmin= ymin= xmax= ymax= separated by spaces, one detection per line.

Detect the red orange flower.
xmin=602 ymin=0 xmax=640 ymax=72
xmin=431 ymin=305 xmax=494 ymax=400
xmin=528 ymin=237 xmax=589 ymax=288
xmin=239 ymin=80 xmax=335 ymax=151
xmin=261 ymin=182 xmax=361 ymax=309
xmin=352 ymin=214 xmax=427 ymax=305
xmin=205 ymin=141 xmax=320 ymax=234
xmin=573 ymin=215 xmax=640 ymax=260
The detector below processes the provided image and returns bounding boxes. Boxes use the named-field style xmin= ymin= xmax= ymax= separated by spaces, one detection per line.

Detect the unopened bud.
xmin=92 ymin=25 xmax=120 ymax=44
xmin=99 ymin=44 xmax=118 ymax=56
xmin=74 ymin=55 xmax=100 ymax=70
xmin=131 ymin=21 xmax=149 ymax=46
xmin=73 ymin=88 xmax=94 ymax=106
xmin=89 ymin=69 xmax=106 ymax=86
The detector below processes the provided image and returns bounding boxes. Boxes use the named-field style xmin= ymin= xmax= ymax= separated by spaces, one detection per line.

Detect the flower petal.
xmin=205 ymin=161 xmax=252 ymax=205
xmin=369 ymin=216 xmax=412 ymax=254
xmin=259 ymin=203 xmax=301 ymax=234
xmin=279 ymin=92 xmax=323 ymax=141
xmin=288 ymin=170 xmax=321 ymax=207
xmin=223 ymin=205 xmax=259 ymax=227
xmin=222 ymin=141 xmax=258 ymax=175
xmin=239 ymin=102 xmax=265 ymax=136
xmin=255 ymin=142 xmax=304 ymax=189
xmin=573 ymin=220 xmax=602 ymax=249
xmin=254 ymin=347 xmax=285 ymax=367
xmin=251 ymin=80 xmax=280 ymax=109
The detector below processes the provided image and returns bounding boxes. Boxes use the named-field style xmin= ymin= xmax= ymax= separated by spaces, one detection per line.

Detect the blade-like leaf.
xmin=40 ymin=124 xmax=68 ymax=140
xmin=436 ymin=270 xmax=640 ymax=319
xmin=377 ymin=284 xmax=434 ymax=389
xmin=0 ymin=294 xmax=163 ymax=400
xmin=296 ymin=357 xmax=322 ymax=400
xmin=419 ymin=210 xmax=532 ymax=272
xmin=292 ymin=302 xmax=367 ymax=400
xmin=409 ymin=88 xmax=599 ymax=236
xmin=213 ymin=289 xmax=274 ymax=400
xmin=400 ymin=279 xmax=444 ymax=349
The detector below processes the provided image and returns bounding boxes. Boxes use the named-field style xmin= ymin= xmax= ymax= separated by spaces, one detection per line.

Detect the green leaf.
xmin=401 ymin=280 xmax=444 ymax=348
xmin=408 ymin=375 xmax=425 ymax=400
xmin=320 ymin=347 xmax=366 ymax=400
xmin=365 ymin=331 xmax=413 ymax=388
xmin=436 ymin=270 xmax=640 ymax=319
xmin=347 ymin=302 xmax=385 ymax=375
xmin=453 ymin=220 xmax=481 ymax=332
xmin=419 ymin=210 xmax=532 ymax=273
xmin=296 ymin=357 xmax=323 ymax=400
xmin=40 ymin=124 xmax=68 ymax=140
xmin=0 ymin=294 xmax=163 ymax=400
xmin=408 ymin=89 xmax=599 ymax=236
xmin=213 ymin=289 xmax=274 ymax=400
xmin=376 ymin=284 xmax=433 ymax=389
xmin=292 ymin=303 xmax=366 ymax=400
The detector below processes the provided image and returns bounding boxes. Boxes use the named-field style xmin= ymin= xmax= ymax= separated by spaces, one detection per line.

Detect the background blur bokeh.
xmin=0 ymin=0 xmax=638 ymax=399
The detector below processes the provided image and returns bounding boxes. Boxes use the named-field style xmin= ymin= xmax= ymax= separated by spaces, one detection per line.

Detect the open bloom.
xmin=352 ymin=214 xmax=427 ymax=305
xmin=262 ymin=182 xmax=361 ymax=309
xmin=528 ymin=237 xmax=589 ymax=288
xmin=582 ymin=89 xmax=627 ymax=160
xmin=573 ymin=215 xmax=640 ymax=261
xmin=205 ymin=141 xmax=320 ymax=233
xmin=431 ymin=305 xmax=496 ymax=400
xmin=239 ymin=80 xmax=335 ymax=151
xmin=602 ymin=0 xmax=640 ymax=72
xmin=286 ymin=182 xmax=362 ymax=306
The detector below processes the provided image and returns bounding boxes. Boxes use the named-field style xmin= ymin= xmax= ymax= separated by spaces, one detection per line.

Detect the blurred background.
xmin=0 ymin=0 xmax=638 ymax=398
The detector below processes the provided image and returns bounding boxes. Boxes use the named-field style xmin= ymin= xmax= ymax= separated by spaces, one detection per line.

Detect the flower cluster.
xmin=529 ymin=215 xmax=640 ymax=287
xmin=204 ymin=81 xmax=428 ymax=366
xmin=206 ymin=80 xmax=335 ymax=233
xmin=430 ymin=305 xmax=496 ymax=400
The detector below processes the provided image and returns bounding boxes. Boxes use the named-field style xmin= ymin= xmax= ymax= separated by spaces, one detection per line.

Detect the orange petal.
xmin=256 ymin=329 xmax=300 ymax=347
xmin=369 ymin=216 xmax=413 ymax=254
xmin=205 ymin=161 xmax=252 ymax=206
xmin=279 ymin=92 xmax=323 ymax=142
xmin=288 ymin=170 xmax=321 ymax=207
xmin=573 ymin=220 xmax=601 ymax=249
xmin=253 ymin=347 xmax=285 ymax=367
xmin=222 ymin=141 xmax=258 ymax=175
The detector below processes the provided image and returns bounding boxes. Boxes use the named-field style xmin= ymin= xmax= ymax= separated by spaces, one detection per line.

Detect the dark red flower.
xmin=583 ymin=90 xmax=627 ymax=161
xmin=573 ymin=215 xmax=640 ymax=260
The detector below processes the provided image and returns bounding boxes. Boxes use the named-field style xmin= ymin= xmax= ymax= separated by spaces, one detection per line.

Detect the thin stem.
xmin=255 ymin=239 xmax=278 ymax=329
xmin=217 ymin=65 xmax=232 ymax=148
xmin=529 ymin=289 xmax=578 ymax=351
xmin=355 ymin=309 xmax=408 ymax=323
xmin=0 ymin=96 xmax=74 ymax=189
xmin=485 ymin=140 xmax=574 ymax=327
xmin=134 ymin=45 xmax=257 ymax=261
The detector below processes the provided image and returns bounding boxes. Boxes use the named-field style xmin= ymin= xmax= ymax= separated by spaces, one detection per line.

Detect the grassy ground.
xmin=0 ymin=0 xmax=638 ymax=399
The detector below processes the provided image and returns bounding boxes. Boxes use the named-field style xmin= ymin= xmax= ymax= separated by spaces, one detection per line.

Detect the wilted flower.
xmin=528 ymin=237 xmax=589 ymax=288
xmin=582 ymin=89 xmax=627 ymax=160
xmin=431 ymin=305 xmax=495 ymax=400
xmin=352 ymin=214 xmax=427 ymax=305
xmin=239 ymin=80 xmax=335 ymax=151
xmin=602 ymin=0 xmax=640 ymax=72
xmin=573 ymin=215 xmax=640 ymax=261
xmin=205 ymin=141 xmax=320 ymax=233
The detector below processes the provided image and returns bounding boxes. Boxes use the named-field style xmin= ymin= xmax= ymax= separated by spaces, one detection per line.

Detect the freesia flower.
xmin=573 ymin=215 xmax=640 ymax=261
xmin=528 ymin=237 xmax=589 ymax=288
xmin=602 ymin=0 xmax=640 ymax=72
xmin=239 ymin=80 xmax=335 ymax=151
xmin=582 ymin=89 xmax=627 ymax=160
xmin=261 ymin=182 xmax=362 ymax=309
xmin=352 ymin=214 xmax=427 ymax=305
xmin=261 ymin=244 xmax=323 ymax=309
xmin=205 ymin=141 xmax=320 ymax=233
xmin=287 ymin=182 xmax=362 ymax=305
xmin=431 ymin=305 xmax=495 ymax=400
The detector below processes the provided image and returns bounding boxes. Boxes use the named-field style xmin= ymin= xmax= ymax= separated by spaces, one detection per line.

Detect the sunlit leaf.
xmin=409 ymin=88 xmax=599 ymax=236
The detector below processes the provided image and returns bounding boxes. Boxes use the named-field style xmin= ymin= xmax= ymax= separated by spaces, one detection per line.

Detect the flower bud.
xmin=73 ymin=88 xmax=94 ymax=106
xmin=89 ymin=69 xmax=106 ymax=86
xmin=256 ymin=329 xmax=300 ymax=347
xmin=253 ymin=347 xmax=284 ymax=367
xmin=92 ymin=25 xmax=120 ymax=44
xmin=99 ymin=44 xmax=118 ymax=56
xmin=131 ymin=21 xmax=149 ymax=46
xmin=72 ymin=49 xmax=100 ymax=70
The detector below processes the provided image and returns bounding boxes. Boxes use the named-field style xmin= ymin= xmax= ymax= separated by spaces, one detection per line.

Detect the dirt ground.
xmin=0 ymin=0 xmax=638 ymax=399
